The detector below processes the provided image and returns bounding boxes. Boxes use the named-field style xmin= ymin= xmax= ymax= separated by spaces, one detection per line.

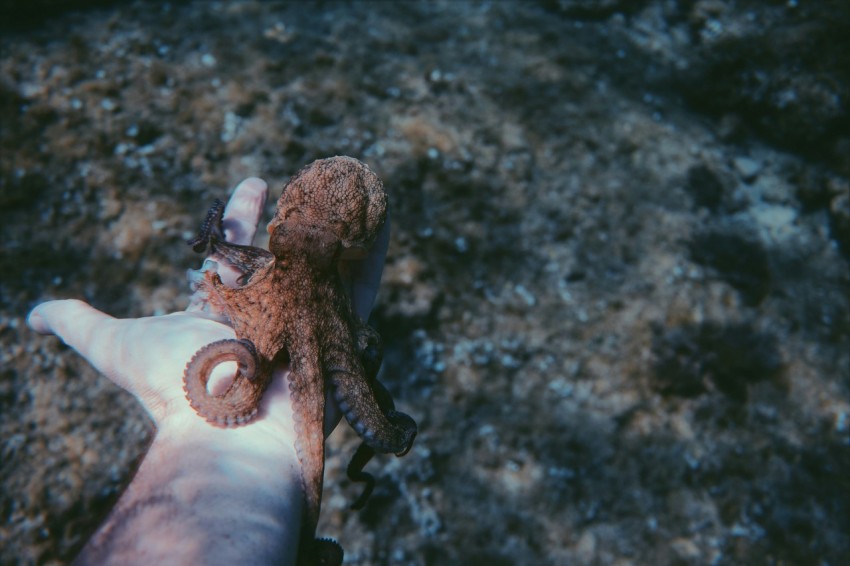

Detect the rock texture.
xmin=1 ymin=2 xmax=848 ymax=564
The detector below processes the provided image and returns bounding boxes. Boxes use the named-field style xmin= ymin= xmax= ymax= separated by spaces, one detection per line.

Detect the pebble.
xmin=733 ymin=156 xmax=762 ymax=182
xmin=514 ymin=284 xmax=536 ymax=307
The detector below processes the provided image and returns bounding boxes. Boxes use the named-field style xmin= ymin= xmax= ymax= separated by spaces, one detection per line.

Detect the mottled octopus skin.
xmin=183 ymin=157 xmax=417 ymax=566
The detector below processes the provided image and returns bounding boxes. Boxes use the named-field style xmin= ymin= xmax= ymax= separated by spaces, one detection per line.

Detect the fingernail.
xmin=236 ymin=177 xmax=268 ymax=195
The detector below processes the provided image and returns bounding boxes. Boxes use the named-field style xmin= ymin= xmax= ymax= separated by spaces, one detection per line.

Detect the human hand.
xmin=32 ymin=178 xmax=305 ymax=433
xmin=26 ymin=177 xmax=388 ymax=564
xmin=27 ymin=174 xmax=390 ymax=437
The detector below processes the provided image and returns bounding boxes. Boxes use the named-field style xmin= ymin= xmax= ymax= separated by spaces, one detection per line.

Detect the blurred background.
xmin=1 ymin=1 xmax=848 ymax=564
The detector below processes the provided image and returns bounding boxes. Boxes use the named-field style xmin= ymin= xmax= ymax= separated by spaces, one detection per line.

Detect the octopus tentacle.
xmin=345 ymin=376 xmax=394 ymax=507
xmin=302 ymin=538 xmax=343 ymax=566
xmin=208 ymin=240 xmax=275 ymax=283
xmin=354 ymin=324 xmax=383 ymax=379
xmin=346 ymin=442 xmax=376 ymax=510
xmin=182 ymin=338 xmax=268 ymax=427
xmin=188 ymin=199 xmax=275 ymax=283
xmin=287 ymin=361 xmax=328 ymax=563
xmin=341 ymin=330 xmax=415 ymax=507
xmin=383 ymin=411 xmax=417 ymax=456
xmin=331 ymin=370 xmax=417 ymax=456
xmin=187 ymin=198 xmax=226 ymax=253
xmin=343 ymin=408 xmax=416 ymax=510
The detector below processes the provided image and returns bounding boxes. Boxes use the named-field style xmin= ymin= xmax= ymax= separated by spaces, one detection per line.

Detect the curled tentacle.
xmin=331 ymin=371 xmax=417 ymax=456
xmin=183 ymin=338 xmax=268 ymax=427
xmin=339 ymin=371 xmax=417 ymax=507
xmin=385 ymin=410 xmax=417 ymax=456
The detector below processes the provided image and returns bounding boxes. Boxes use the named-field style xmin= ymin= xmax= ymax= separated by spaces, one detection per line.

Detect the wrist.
xmin=146 ymin=418 xmax=303 ymax=516
xmin=79 ymin=414 xmax=303 ymax=565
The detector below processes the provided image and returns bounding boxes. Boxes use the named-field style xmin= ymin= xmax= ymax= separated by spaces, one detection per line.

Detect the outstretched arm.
xmin=27 ymin=177 xmax=387 ymax=565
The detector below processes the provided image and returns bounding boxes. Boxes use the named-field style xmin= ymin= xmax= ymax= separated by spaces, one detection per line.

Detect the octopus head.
xmin=268 ymin=156 xmax=387 ymax=260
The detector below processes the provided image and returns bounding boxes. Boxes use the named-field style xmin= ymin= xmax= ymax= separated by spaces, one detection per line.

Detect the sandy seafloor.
xmin=1 ymin=1 xmax=849 ymax=564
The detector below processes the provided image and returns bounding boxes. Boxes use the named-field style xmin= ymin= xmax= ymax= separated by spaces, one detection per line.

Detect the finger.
xmin=221 ymin=177 xmax=268 ymax=245
xmin=28 ymin=299 xmax=112 ymax=337
xmin=212 ymin=177 xmax=268 ymax=289
xmin=186 ymin=178 xmax=269 ymax=311
xmin=27 ymin=299 xmax=124 ymax=378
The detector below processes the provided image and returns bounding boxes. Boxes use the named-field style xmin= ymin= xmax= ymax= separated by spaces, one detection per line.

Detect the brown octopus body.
xmin=183 ymin=157 xmax=417 ymax=565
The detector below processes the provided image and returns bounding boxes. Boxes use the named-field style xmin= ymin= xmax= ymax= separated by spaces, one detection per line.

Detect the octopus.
xmin=182 ymin=156 xmax=417 ymax=565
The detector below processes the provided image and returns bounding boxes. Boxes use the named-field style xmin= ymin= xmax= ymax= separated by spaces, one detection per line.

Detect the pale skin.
xmin=27 ymin=177 xmax=388 ymax=565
